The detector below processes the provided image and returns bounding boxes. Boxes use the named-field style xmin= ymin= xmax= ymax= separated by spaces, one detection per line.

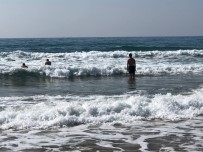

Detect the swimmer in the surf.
xmin=45 ymin=59 xmax=51 ymax=65
xmin=21 ymin=63 xmax=28 ymax=68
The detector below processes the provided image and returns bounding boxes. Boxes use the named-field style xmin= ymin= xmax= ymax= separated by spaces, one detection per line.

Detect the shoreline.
xmin=1 ymin=117 xmax=203 ymax=151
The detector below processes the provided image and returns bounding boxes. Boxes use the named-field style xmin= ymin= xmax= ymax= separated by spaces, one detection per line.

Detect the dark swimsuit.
xmin=128 ymin=66 xmax=135 ymax=74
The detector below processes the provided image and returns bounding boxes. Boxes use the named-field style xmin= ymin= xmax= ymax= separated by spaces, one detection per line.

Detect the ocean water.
xmin=0 ymin=37 xmax=203 ymax=151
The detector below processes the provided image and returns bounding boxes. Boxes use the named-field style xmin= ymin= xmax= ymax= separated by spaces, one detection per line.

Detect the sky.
xmin=0 ymin=0 xmax=203 ymax=38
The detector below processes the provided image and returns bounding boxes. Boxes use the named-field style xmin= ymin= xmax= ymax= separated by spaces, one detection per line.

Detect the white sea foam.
xmin=0 ymin=86 xmax=203 ymax=129
xmin=0 ymin=50 xmax=203 ymax=77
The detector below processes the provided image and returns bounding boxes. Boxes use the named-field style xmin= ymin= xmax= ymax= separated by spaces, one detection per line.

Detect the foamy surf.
xmin=0 ymin=86 xmax=203 ymax=129
xmin=1 ymin=50 xmax=203 ymax=78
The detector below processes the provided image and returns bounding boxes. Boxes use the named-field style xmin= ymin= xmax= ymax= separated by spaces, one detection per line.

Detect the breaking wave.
xmin=0 ymin=86 xmax=203 ymax=129
xmin=0 ymin=50 xmax=203 ymax=78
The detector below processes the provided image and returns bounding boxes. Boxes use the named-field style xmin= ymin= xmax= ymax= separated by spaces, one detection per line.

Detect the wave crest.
xmin=1 ymin=50 xmax=203 ymax=78
xmin=1 ymin=87 xmax=203 ymax=129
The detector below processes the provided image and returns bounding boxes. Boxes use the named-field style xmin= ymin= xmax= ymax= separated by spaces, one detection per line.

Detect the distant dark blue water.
xmin=1 ymin=37 xmax=203 ymax=52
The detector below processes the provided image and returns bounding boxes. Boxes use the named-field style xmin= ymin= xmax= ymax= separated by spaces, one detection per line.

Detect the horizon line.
xmin=0 ymin=35 xmax=203 ymax=39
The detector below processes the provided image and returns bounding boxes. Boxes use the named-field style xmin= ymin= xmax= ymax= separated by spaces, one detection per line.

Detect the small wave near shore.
xmin=0 ymin=86 xmax=203 ymax=129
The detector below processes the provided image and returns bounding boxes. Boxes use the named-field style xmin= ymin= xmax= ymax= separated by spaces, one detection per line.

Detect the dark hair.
xmin=129 ymin=53 xmax=132 ymax=57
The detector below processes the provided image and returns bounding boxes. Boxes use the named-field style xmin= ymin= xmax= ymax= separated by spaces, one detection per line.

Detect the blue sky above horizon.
xmin=0 ymin=0 xmax=203 ymax=38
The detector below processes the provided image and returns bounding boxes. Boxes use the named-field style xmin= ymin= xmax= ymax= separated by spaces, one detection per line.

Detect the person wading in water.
xmin=127 ymin=53 xmax=136 ymax=79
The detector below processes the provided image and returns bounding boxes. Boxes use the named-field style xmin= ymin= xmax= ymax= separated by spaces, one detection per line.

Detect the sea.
xmin=0 ymin=37 xmax=203 ymax=152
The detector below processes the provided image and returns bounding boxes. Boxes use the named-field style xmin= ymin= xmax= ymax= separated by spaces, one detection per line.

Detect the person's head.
xmin=46 ymin=59 xmax=49 ymax=61
xmin=129 ymin=53 xmax=132 ymax=58
xmin=22 ymin=63 xmax=25 ymax=66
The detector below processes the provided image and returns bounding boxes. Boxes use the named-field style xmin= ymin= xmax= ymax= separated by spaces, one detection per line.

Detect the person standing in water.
xmin=127 ymin=53 xmax=136 ymax=79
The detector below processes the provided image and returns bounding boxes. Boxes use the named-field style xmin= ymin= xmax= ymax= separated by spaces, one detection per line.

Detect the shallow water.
xmin=0 ymin=117 xmax=203 ymax=151
xmin=1 ymin=74 xmax=203 ymax=97
xmin=1 ymin=75 xmax=203 ymax=151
